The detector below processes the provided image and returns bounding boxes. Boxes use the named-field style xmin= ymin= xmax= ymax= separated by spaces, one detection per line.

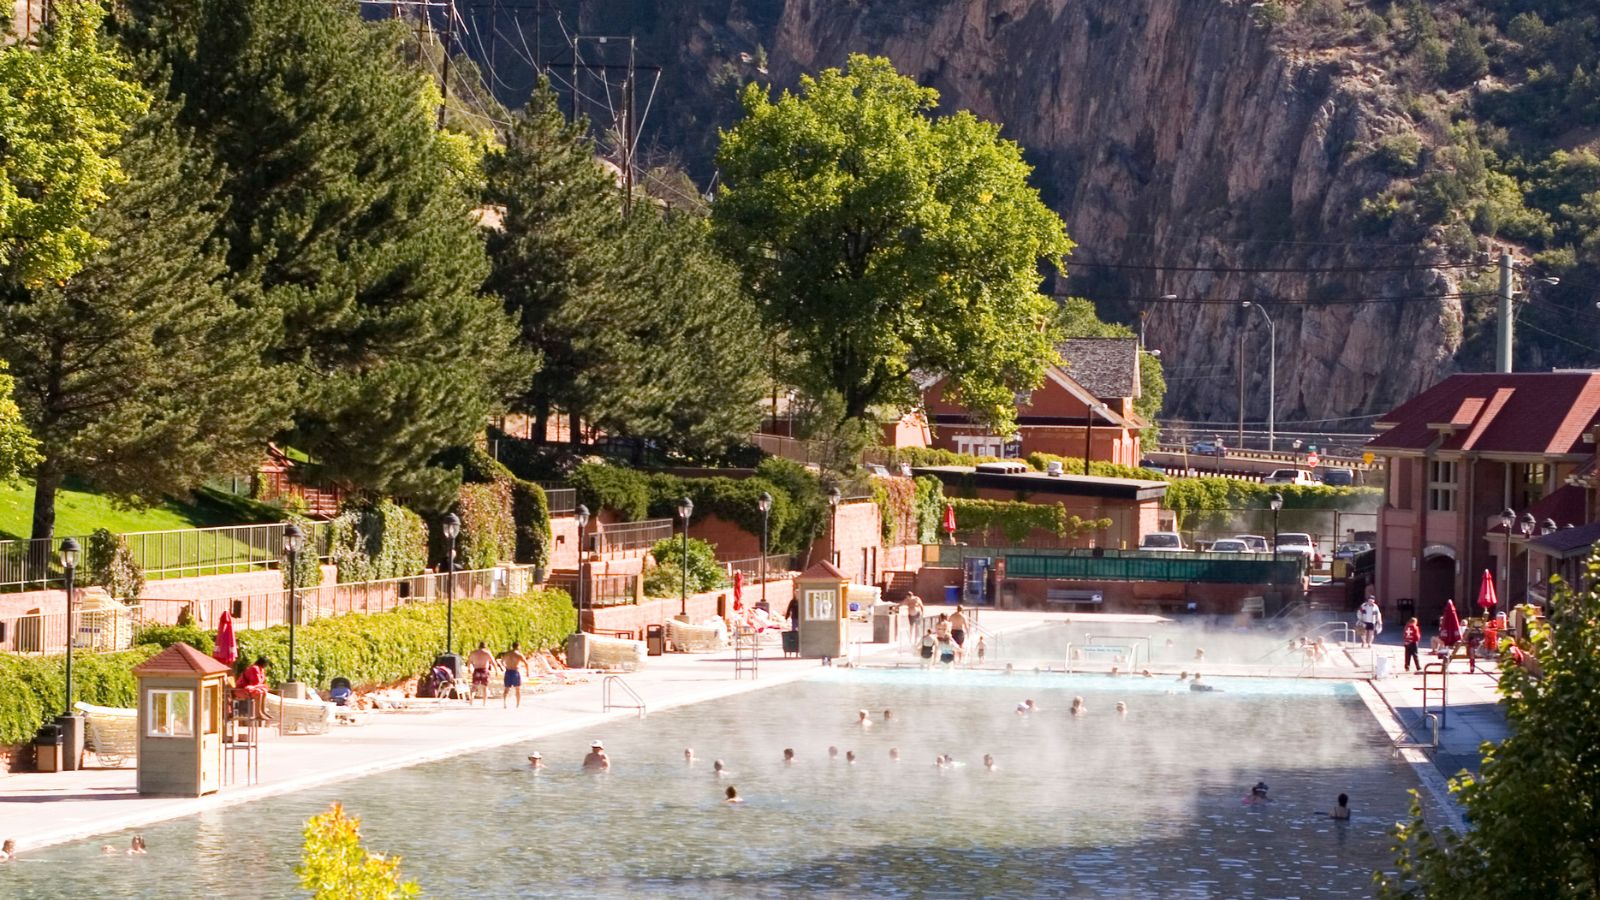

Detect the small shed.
xmin=794 ymin=560 xmax=849 ymax=660
xmin=133 ymin=642 xmax=229 ymax=796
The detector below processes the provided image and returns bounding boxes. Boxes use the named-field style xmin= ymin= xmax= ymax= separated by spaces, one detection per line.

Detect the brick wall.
xmin=588 ymin=577 xmax=796 ymax=636
xmin=805 ymin=501 xmax=884 ymax=586
xmin=0 ymin=566 xmax=335 ymax=622
xmin=689 ymin=513 xmax=762 ymax=560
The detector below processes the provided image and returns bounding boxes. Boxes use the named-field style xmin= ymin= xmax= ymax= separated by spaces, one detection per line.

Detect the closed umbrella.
xmin=943 ymin=503 xmax=957 ymax=542
xmin=214 ymin=610 xmax=238 ymax=668
xmin=1439 ymin=599 xmax=1462 ymax=646
xmin=731 ymin=570 xmax=744 ymax=612
xmin=1476 ymin=569 xmax=1498 ymax=612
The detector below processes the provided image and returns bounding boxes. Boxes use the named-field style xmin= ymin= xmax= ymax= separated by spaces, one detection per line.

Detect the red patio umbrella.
xmin=1476 ymin=568 xmax=1499 ymax=611
xmin=731 ymin=570 xmax=744 ymax=612
xmin=214 ymin=609 xmax=238 ymax=668
xmin=943 ymin=503 xmax=957 ymax=541
xmin=1439 ymin=599 xmax=1462 ymax=646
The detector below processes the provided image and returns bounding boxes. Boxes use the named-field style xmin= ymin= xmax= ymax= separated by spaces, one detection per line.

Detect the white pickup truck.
xmin=1264 ymin=469 xmax=1318 ymax=486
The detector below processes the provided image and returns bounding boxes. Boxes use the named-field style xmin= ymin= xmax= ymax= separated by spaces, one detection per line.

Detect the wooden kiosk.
xmin=132 ymin=643 xmax=228 ymax=796
xmin=794 ymin=561 xmax=849 ymax=660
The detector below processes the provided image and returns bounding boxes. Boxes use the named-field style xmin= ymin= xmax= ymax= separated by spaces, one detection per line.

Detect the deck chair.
xmin=74 ymin=701 xmax=137 ymax=767
xmin=265 ymin=693 xmax=334 ymax=735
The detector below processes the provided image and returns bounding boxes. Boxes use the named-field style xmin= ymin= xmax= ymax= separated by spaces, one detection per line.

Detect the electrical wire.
xmin=1102 ymin=290 xmax=1495 ymax=306
xmin=1069 ymin=259 xmax=1479 ymax=275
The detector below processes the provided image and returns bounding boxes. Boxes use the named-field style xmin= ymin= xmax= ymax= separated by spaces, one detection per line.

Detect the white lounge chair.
xmin=265 ymin=693 xmax=334 ymax=735
xmin=74 ymin=701 xmax=137 ymax=767
xmin=666 ymin=619 xmax=727 ymax=653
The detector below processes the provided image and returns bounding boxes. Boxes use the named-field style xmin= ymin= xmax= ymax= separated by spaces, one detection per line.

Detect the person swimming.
xmin=1176 ymin=671 xmax=1189 ymax=681
xmin=684 ymin=747 xmax=695 ymax=764
xmin=713 ymin=759 xmax=728 ymax=777
xmin=856 ymin=709 xmax=873 ymax=727
xmin=128 ymin=836 xmax=146 ymax=855
xmin=582 ymin=740 xmax=610 ymax=772
xmin=783 ymin=748 xmax=796 ymax=765
xmin=1070 ymin=696 xmax=1086 ymax=716
xmin=1140 ymin=669 xmax=1153 ymax=678
xmin=528 ymin=751 xmax=545 ymax=770
xmin=882 ymin=709 xmax=893 ymax=722
xmin=0 ymin=839 xmax=15 ymax=862
xmin=1115 ymin=701 xmax=1128 ymax=715
xmin=828 ymin=745 xmax=839 ymax=761
xmin=725 ymin=786 xmax=743 ymax=804
xmin=1194 ymin=648 xmax=1206 ymax=661
xmin=889 ymin=747 xmax=900 ymax=762
xmin=983 ymin=754 xmax=996 ymax=771
xmin=1331 ymin=793 xmax=1351 ymax=820
xmin=1190 ymin=674 xmax=1217 ymax=692
xmin=845 ymin=750 xmax=857 ymax=764
xmin=1247 ymin=781 xmax=1271 ymax=803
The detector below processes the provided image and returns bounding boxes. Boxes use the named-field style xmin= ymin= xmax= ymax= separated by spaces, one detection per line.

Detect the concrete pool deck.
xmin=0 ymin=609 xmax=1505 ymax=853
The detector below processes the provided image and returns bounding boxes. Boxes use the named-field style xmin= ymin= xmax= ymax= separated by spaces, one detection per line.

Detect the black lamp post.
xmin=58 ymin=537 xmax=83 ymax=771
xmin=1518 ymin=512 xmax=1536 ymax=611
xmin=758 ymin=491 xmax=772 ymax=611
xmin=828 ymin=486 xmax=842 ymax=565
xmin=1269 ymin=492 xmax=1283 ymax=571
xmin=60 ymin=537 xmax=80 ymax=715
xmin=283 ymin=523 xmax=304 ymax=686
xmin=575 ymin=504 xmax=591 ymax=632
xmin=677 ymin=497 xmax=693 ymax=616
xmin=1499 ymin=507 xmax=1515 ymax=616
xmin=442 ymin=513 xmax=461 ymax=662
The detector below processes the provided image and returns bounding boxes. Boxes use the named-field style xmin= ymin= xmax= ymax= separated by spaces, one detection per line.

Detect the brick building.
xmin=921 ymin=338 xmax=1145 ymax=465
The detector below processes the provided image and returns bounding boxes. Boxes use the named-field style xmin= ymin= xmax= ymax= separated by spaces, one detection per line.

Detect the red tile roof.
xmin=1368 ymin=373 xmax=1600 ymax=456
xmin=798 ymin=560 xmax=848 ymax=581
xmin=132 ymin=642 xmax=232 ymax=677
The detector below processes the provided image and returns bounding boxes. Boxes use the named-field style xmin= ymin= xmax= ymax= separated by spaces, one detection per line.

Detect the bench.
xmin=1046 ymin=588 xmax=1104 ymax=611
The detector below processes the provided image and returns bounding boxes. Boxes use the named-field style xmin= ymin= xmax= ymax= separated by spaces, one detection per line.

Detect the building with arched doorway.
xmin=1367 ymin=372 xmax=1600 ymax=626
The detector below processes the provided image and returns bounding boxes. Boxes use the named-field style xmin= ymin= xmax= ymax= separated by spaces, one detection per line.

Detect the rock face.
xmin=567 ymin=0 xmax=1466 ymax=428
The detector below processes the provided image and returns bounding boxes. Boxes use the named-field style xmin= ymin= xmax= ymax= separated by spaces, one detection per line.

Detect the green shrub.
xmin=947 ymin=498 xmax=1110 ymax=544
xmin=870 ymin=477 xmax=915 ymax=544
xmin=0 ymin=645 xmax=161 ymax=745
xmin=1374 ymin=132 xmax=1424 ymax=175
xmin=133 ymin=623 xmax=216 ymax=654
xmin=509 ymin=478 xmax=552 ymax=570
xmin=876 ymin=446 xmax=1002 ymax=468
xmin=282 ymin=513 xmax=323 ymax=590
xmin=456 ymin=480 xmax=516 ymax=570
xmin=1023 ymin=452 xmax=1163 ymax=481
xmin=570 ymin=463 xmax=652 ymax=521
xmin=231 ymin=589 xmax=575 ymax=690
xmin=86 ymin=527 xmax=145 ymax=601
xmin=327 ymin=500 xmax=428 ymax=583
xmin=1162 ymin=479 xmax=1382 ymax=530
xmin=913 ymin=475 xmax=946 ymax=544
xmin=643 ymin=536 xmax=729 ymax=598
xmin=1445 ymin=23 xmax=1489 ymax=87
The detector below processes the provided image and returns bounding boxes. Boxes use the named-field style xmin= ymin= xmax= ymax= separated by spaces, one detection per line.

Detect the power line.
xmin=1099 ymin=290 xmax=1495 ymax=306
xmin=1069 ymin=259 xmax=1479 ymax=275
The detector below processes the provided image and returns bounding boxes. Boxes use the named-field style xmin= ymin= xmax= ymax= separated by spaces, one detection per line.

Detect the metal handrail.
xmin=1305 ymin=621 xmax=1354 ymax=644
xmin=602 ymin=675 xmax=646 ymax=717
xmin=595 ymin=519 xmax=675 ymax=555
xmin=0 ymin=521 xmax=330 ymax=591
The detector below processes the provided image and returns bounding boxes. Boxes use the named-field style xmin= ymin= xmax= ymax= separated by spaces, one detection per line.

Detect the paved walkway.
xmin=1357 ymin=634 xmax=1509 ymax=781
xmin=0 ymin=609 xmax=1504 ymax=852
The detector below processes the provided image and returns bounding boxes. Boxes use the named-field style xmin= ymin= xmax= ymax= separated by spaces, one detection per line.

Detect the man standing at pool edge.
xmin=1357 ymin=597 xmax=1383 ymax=648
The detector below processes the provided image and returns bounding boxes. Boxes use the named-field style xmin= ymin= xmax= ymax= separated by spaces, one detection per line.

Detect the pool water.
xmin=993 ymin=621 xmax=1309 ymax=670
xmin=1 ymin=669 xmax=1413 ymax=898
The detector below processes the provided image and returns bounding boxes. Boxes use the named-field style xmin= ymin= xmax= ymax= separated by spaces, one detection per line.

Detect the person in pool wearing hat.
xmin=1246 ymin=781 xmax=1271 ymax=804
xmin=582 ymin=740 xmax=610 ymax=772
xmin=527 ymin=752 xmax=545 ymax=770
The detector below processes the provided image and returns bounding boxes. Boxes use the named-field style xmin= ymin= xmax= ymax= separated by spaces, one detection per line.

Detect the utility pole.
xmin=1496 ymin=251 xmax=1514 ymax=373
xmin=561 ymin=36 xmax=659 ymax=218
xmin=1236 ymin=331 xmax=1245 ymax=449
xmin=437 ymin=0 xmax=456 ymax=131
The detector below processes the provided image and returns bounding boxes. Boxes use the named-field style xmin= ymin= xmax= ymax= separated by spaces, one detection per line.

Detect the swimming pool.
xmin=1 ymin=669 xmax=1413 ymax=898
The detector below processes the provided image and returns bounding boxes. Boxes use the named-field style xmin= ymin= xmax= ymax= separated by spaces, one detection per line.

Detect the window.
xmin=147 ymin=689 xmax=194 ymax=738
xmin=804 ymin=589 xmax=835 ymax=621
xmin=1427 ymin=460 xmax=1457 ymax=512
xmin=1520 ymin=463 xmax=1547 ymax=509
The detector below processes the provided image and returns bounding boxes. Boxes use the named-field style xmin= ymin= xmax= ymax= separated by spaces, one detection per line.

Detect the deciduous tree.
xmin=713 ymin=54 xmax=1073 ymax=432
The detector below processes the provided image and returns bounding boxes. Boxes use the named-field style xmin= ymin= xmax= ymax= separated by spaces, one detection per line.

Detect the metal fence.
xmin=722 ymin=554 xmax=794 ymax=581
xmin=1 ymin=604 xmax=149 ymax=654
xmin=539 ymin=483 xmax=578 ymax=516
xmin=0 ymin=521 xmax=330 ymax=591
xmin=595 ymin=519 xmax=676 ymax=555
xmin=590 ymin=574 xmax=639 ymax=608
xmin=935 ymin=545 xmax=1302 ymax=585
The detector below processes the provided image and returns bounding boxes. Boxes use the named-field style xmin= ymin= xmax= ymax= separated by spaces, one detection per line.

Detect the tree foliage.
xmin=298 ymin=803 xmax=420 ymax=900
xmin=645 ymin=535 xmax=729 ymax=598
xmin=714 ymin=54 xmax=1073 ymax=430
xmin=1379 ymin=556 xmax=1600 ymax=898
xmin=0 ymin=0 xmax=146 ymax=287
xmin=118 ymin=0 xmax=524 ymax=506
xmin=0 ymin=105 xmax=283 ymax=541
xmin=0 ymin=362 xmax=38 ymax=483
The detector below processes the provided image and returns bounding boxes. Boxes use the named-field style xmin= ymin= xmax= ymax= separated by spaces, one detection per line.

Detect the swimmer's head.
xmin=1115 ymin=701 xmax=1127 ymax=714
xmin=845 ymin=750 xmax=856 ymax=763
xmin=713 ymin=759 xmax=725 ymax=772
xmin=889 ymin=747 xmax=900 ymax=760
xmin=684 ymin=748 xmax=694 ymax=761
xmin=828 ymin=746 xmax=839 ymax=759
xmin=783 ymin=748 xmax=795 ymax=762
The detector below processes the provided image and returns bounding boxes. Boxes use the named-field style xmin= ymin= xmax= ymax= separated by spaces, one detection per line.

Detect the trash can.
xmin=34 ymin=723 xmax=63 ymax=773
xmin=871 ymin=604 xmax=896 ymax=644
xmin=944 ymin=585 xmax=961 ymax=605
xmin=645 ymin=624 xmax=666 ymax=657
xmin=1373 ymin=655 xmax=1391 ymax=679
xmin=781 ymin=629 xmax=799 ymax=657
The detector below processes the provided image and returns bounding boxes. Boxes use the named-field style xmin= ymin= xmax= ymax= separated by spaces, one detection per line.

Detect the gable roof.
xmin=798 ymin=560 xmax=847 ymax=581
xmin=132 ymin=642 xmax=232 ymax=677
xmin=1367 ymin=373 xmax=1600 ymax=457
xmin=1057 ymin=338 xmax=1140 ymax=401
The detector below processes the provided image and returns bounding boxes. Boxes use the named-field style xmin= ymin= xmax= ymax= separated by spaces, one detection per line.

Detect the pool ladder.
xmin=602 ymin=675 xmax=646 ymax=718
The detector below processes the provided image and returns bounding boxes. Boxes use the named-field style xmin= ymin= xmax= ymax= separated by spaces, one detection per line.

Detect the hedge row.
xmin=1023 ymin=452 xmax=1164 ymax=481
xmin=326 ymin=500 xmax=428 ymax=583
xmin=1163 ymin=479 xmax=1382 ymax=528
xmin=0 ymin=646 xmax=161 ymax=746
xmin=948 ymin=498 xmax=1112 ymax=544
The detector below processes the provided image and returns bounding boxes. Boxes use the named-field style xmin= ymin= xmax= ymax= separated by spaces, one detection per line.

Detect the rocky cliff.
xmin=562 ymin=0 xmax=1473 ymax=430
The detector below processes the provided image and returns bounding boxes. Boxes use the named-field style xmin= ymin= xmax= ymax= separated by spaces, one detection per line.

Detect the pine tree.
xmin=117 ymin=0 xmax=524 ymax=507
xmin=483 ymin=81 xmax=626 ymax=442
xmin=0 ymin=106 xmax=283 ymax=541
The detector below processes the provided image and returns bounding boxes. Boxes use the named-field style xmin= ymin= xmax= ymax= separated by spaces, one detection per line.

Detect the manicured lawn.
xmin=0 ymin=480 xmax=281 ymax=541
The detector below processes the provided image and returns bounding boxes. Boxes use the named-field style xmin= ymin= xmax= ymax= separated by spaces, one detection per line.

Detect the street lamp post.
xmin=758 ymin=491 xmax=773 ymax=611
xmin=1242 ymin=301 xmax=1277 ymax=451
xmin=1269 ymin=492 xmax=1284 ymax=575
xmin=827 ymin=486 xmax=842 ymax=566
xmin=441 ymin=513 xmax=461 ymax=672
xmin=1499 ymin=507 xmax=1515 ymax=615
xmin=59 ymin=537 xmax=82 ymax=770
xmin=283 ymin=523 xmax=304 ymax=689
xmin=677 ymin=497 xmax=694 ymax=616
xmin=1539 ymin=518 xmax=1557 ymax=611
xmin=575 ymin=504 xmax=590 ymax=632
xmin=1518 ymin=512 xmax=1536 ymax=610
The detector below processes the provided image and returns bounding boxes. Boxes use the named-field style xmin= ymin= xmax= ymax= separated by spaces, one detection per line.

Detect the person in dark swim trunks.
xmin=467 ymin=641 xmax=496 ymax=705
xmin=500 ymin=642 xmax=529 ymax=709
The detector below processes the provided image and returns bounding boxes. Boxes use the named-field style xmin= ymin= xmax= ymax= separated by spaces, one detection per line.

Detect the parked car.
xmin=1320 ymin=468 xmax=1355 ymax=486
xmin=1333 ymin=541 xmax=1372 ymax=560
xmin=1274 ymin=533 xmax=1316 ymax=557
xmin=1209 ymin=538 xmax=1249 ymax=553
xmin=1264 ymin=468 xmax=1318 ymax=485
xmin=1235 ymin=534 xmax=1270 ymax=553
xmin=864 ymin=463 xmax=891 ymax=477
xmin=1138 ymin=458 xmax=1165 ymax=473
xmin=1139 ymin=532 xmax=1188 ymax=552
xmin=1352 ymin=530 xmax=1377 ymax=545
xmin=1190 ymin=440 xmax=1226 ymax=457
